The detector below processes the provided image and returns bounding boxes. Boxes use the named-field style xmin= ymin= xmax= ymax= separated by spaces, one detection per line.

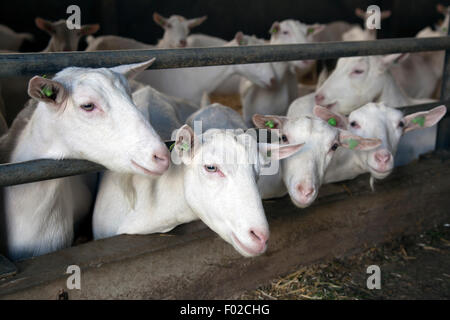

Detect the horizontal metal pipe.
xmin=0 ymin=159 xmax=104 ymax=187
xmin=0 ymin=101 xmax=448 ymax=187
xmin=0 ymin=37 xmax=449 ymax=77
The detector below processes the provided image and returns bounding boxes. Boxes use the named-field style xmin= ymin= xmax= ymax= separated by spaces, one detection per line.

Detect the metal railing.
xmin=0 ymin=36 xmax=449 ymax=186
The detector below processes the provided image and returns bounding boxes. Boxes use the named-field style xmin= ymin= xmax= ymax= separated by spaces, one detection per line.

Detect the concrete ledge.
xmin=0 ymin=152 xmax=449 ymax=299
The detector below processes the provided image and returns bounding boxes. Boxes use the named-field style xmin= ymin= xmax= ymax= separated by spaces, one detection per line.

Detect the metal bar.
xmin=0 ymin=140 xmax=175 ymax=187
xmin=436 ymin=28 xmax=450 ymax=150
xmin=0 ymin=37 xmax=449 ymax=77
xmin=0 ymin=159 xmax=104 ymax=187
xmin=0 ymin=101 xmax=448 ymax=187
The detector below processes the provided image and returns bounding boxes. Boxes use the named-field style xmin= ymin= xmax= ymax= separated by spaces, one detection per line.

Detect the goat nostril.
xmin=297 ymin=185 xmax=315 ymax=198
xmin=153 ymin=152 xmax=169 ymax=164
xmin=375 ymin=152 xmax=391 ymax=164
xmin=315 ymin=94 xmax=324 ymax=104
xmin=270 ymin=77 xmax=277 ymax=85
xmin=179 ymin=39 xmax=187 ymax=47
xmin=249 ymin=229 xmax=268 ymax=245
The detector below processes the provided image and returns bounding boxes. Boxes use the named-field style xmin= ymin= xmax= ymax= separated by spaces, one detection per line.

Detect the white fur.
xmin=254 ymin=114 xmax=380 ymax=208
xmin=136 ymin=37 xmax=276 ymax=105
xmin=35 ymin=18 xmax=99 ymax=52
xmin=288 ymin=55 xmax=439 ymax=166
xmin=3 ymin=61 xmax=168 ymax=260
xmin=93 ymin=129 xmax=273 ymax=257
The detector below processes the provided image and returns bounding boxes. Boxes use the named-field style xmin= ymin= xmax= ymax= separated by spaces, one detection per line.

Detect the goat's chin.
xmin=230 ymin=233 xmax=266 ymax=257
xmin=289 ymin=194 xmax=317 ymax=209
xmin=368 ymin=166 xmax=393 ymax=180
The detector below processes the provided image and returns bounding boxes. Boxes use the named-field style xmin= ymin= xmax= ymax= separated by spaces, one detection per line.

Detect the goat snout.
xmin=151 ymin=149 xmax=170 ymax=173
xmin=295 ymin=183 xmax=316 ymax=206
xmin=315 ymin=93 xmax=325 ymax=105
xmin=374 ymin=150 xmax=391 ymax=165
xmin=179 ymin=39 xmax=187 ymax=47
xmin=249 ymin=228 xmax=269 ymax=246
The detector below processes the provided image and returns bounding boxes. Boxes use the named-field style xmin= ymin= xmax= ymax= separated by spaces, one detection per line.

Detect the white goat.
xmin=93 ymin=125 xmax=302 ymax=257
xmin=313 ymin=103 xmax=447 ymax=188
xmin=289 ymin=54 xmax=432 ymax=116
xmin=1 ymin=60 xmax=170 ymax=261
xmin=342 ymin=8 xmax=391 ymax=41
xmin=252 ymin=110 xmax=381 ymax=207
xmin=132 ymin=84 xmax=199 ymax=140
xmin=0 ymin=24 xmax=34 ymax=51
xmin=136 ymin=33 xmax=276 ymax=105
xmin=288 ymin=54 xmax=438 ymax=166
xmin=153 ymin=12 xmax=207 ymax=48
xmin=269 ymin=19 xmax=324 ymax=77
xmin=86 ymin=13 xmax=207 ymax=51
xmin=239 ymin=21 xmax=324 ymax=126
xmin=391 ymin=5 xmax=447 ymax=99
xmin=186 ymin=103 xmax=248 ymax=132
xmin=35 ymin=17 xmax=99 ymax=52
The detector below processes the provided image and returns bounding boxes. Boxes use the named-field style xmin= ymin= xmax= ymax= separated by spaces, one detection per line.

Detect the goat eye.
xmin=398 ymin=121 xmax=405 ymax=128
xmin=350 ymin=121 xmax=359 ymax=128
xmin=352 ymin=69 xmax=364 ymax=75
xmin=204 ymin=165 xmax=217 ymax=173
xmin=279 ymin=135 xmax=288 ymax=143
xmin=80 ymin=103 xmax=95 ymax=111
xmin=330 ymin=143 xmax=339 ymax=151
xmin=282 ymin=31 xmax=289 ymax=35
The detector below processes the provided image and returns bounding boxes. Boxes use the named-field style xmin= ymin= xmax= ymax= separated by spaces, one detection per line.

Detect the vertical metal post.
xmin=436 ymin=28 xmax=450 ymax=150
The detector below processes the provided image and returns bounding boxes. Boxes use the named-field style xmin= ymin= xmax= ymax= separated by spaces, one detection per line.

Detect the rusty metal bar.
xmin=0 ymin=37 xmax=449 ymax=77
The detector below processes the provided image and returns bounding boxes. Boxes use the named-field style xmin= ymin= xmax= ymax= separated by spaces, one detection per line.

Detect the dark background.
xmin=1 ymin=0 xmax=450 ymax=52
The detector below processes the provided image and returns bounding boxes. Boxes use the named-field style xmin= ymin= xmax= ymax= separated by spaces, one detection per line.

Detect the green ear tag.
xmin=267 ymin=150 xmax=272 ymax=158
xmin=41 ymin=86 xmax=53 ymax=97
xmin=412 ymin=116 xmax=425 ymax=127
xmin=181 ymin=142 xmax=190 ymax=151
xmin=169 ymin=142 xmax=175 ymax=151
xmin=328 ymin=117 xmax=337 ymax=127
xmin=270 ymin=26 xmax=278 ymax=34
xmin=307 ymin=27 xmax=315 ymax=35
xmin=42 ymin=74 xmax=47 ymax=78
xmin=348 ymin=138 xmax=359 ymax=150
xmin=265 ymin=120 xmax=275 ymax=128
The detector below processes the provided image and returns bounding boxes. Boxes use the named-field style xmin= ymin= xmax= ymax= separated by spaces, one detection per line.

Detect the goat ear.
xmin=110 ymin=58 xmax=156 ymax=80
xmin=380 ymin=10 xmax=392 ymax=20
xmin=339 ymin=131 xmax=381 ymax=151
xmin=153 ymin=12 xmax=168 ymax=28
xmin=35 ymin=17 xmax=55 ymax=34
xmin=437 ymin=4 xmax=449 ymax=15
xmin=80 ymin=24 xmax=100 ymax=36
xmin=174 ymin=124 xmax=195 ymax=164
xmin=258 ymin=142 xmax=304 ymax=165
xmin=355 ymin=8 xmax=367 ymax=19
xmin=403 ymin=105 xmax=447 ymax=133
xmin=313 ymin=105 xmax=348 ymax=130
xmin=269 ymin=21 xmax=280 ymax=35
xmin=188 ymin=16 xmax=207 ymax=29
xmin=380 ymin=53 xmax=409 ymax=69
xmin=235 ymin=31 xmax=246 ymax=45
xmin=252 ymin=114 xmax=288 ymax=129
xmin=306 ymin=24 xmax=325 ymax=39
xmin=28 ymin=76 xmax=67 ymax=107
